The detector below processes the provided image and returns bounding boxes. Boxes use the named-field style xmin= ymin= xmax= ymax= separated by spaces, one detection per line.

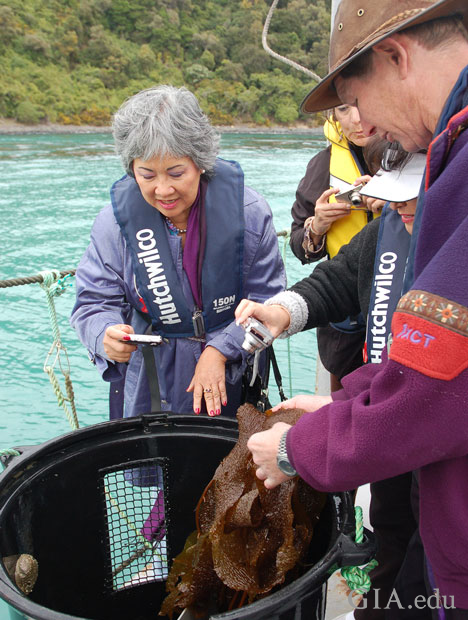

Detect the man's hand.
xmin=247 ymin=422 xmax=292 ymax=489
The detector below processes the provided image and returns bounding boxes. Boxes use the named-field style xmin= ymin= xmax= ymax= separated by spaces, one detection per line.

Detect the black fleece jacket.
xmin=289 ymin=147 xmax=330 ymax=264
xmin=290 ymin=216 xmax=381 ymax=331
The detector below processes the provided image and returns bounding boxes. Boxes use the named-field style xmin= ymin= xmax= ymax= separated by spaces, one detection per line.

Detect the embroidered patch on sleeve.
xmin=389 ymin=290 xmax=468 ymax=380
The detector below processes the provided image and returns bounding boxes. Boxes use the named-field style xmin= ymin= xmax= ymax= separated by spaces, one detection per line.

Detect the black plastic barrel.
xmin=0 ymin=414 xmax=375 ymax=620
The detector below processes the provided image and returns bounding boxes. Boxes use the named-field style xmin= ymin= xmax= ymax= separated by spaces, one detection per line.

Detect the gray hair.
xmin=112 ymin=85 xmax=220 ymax=177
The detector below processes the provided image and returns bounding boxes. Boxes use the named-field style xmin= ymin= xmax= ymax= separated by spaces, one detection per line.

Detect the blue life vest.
xmin=111 ymin=158 xmax=244 ymax=338
xmin=366 ymin=205 xmax=411 ymax=364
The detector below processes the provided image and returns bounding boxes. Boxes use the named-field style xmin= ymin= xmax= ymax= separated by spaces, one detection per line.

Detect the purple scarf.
xmin=182 ymin=178 xmax=208 ymax=310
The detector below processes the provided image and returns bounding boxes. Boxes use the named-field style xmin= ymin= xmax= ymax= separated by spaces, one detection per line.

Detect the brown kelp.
xmin=160 ymin=403 xmax=326 ymax=618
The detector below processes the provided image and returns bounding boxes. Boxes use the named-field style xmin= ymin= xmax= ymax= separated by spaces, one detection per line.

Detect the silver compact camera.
xmin=335 ymin=183 xmax=364 ymax=207
xmin=241 ymin=317 xmax=274 ymax=353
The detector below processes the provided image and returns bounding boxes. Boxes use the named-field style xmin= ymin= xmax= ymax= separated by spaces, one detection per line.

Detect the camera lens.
xmin=350 ymin=190 xmax=362 ymax=206
xmin=242 ymin=332 xmax=260 ymax=353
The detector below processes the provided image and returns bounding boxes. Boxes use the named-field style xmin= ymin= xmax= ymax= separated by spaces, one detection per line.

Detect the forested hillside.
xmin=0 ymin=0 xmax=331 ymax=127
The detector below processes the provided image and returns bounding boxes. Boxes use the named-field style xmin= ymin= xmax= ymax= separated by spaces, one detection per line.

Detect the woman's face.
xmin=334 ymin=104 xmax=369 ymax=148
xmin=389 ymin=197 xmax=417 ymax=234
xmin=133 ymin=154 xmax=202 ymax=226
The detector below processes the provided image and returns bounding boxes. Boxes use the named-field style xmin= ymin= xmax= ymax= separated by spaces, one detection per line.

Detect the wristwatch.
xmin=276 ymin=429 xmax=297 ymax=477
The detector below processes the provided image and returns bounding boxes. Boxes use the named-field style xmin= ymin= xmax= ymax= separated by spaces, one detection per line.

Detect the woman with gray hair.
xmin=70 ymin=85 xmax=285 ymax=419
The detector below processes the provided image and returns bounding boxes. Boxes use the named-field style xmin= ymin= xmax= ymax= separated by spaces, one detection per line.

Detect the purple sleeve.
xmin=286 ymin=353 xmax=468 ymax=492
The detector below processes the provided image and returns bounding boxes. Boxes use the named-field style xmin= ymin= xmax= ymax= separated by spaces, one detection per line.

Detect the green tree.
xmin=0 ymin=0 xmax=330 ymax=126
xmin=0 ymin=6 xmax=19 ymax=49
xmin=185 ymin=63 xmax=211 ymax=85
xmin=15 ymin=100 xmax=45 ymax=123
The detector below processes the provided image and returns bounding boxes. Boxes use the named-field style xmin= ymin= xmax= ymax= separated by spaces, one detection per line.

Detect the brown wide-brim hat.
xmin=302 ymin=0 xmax=468 ymax=114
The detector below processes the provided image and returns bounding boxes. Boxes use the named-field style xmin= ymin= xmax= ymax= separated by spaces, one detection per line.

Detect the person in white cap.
xmin=236 ymin=0 xmax=468 ymax=616
xmin=360 ymin=154 xmax=426 ymax=235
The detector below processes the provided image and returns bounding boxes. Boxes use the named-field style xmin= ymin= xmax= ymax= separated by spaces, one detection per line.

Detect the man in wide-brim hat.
xmin=244 ymin=1 xmax=468 ymax=616
xmin=302 ymin=0 xmax=468 ymax=126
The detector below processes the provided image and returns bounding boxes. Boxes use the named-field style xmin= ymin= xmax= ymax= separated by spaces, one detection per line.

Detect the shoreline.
xmin=0 ymin=118 xmax=323 ymax=136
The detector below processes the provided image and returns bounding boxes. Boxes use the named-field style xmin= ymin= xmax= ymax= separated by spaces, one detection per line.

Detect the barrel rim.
xmin=0 ymin=414 xmax=367 ymax=620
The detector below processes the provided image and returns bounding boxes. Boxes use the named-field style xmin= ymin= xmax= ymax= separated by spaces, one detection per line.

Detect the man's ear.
xmin=372 ymin=35 xmax=409 ymax=79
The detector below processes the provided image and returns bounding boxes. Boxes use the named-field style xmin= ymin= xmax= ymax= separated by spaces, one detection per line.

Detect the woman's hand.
xmin=234 ymin=300 xmax=290 ymax=337
xmin=360 ymin=194 xmax=386 ymax=214
xmin=271 ymin=394 xmax=333 ymax=412
xmin=247 ymin=422 xmax=292 ymax=489
xmin=187 ymin=346 xmax=228 ymax=416
xmin=354 ymin=175 xmax=385 ymax=213
xmin=313 ymin=187 xmax=351 ymax=234
xmin=103 ymin=324 xmax=137 ymax=363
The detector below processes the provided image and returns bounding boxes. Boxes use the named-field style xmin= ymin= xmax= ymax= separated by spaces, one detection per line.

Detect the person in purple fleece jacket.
xmin=235 ymin=0 xmax=468 ymax=617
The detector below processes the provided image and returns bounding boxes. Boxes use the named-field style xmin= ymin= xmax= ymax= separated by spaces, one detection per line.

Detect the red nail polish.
xmin=209 ymin=410 xmax=215 ymax=416
xmin=222 ymin=401 xmax=227 ymax=406
xmin=122 ymin=335 xmax=131 ymax=341
xmin=216 ymin=409 xmax=220 ymax=415
xmin=195 ymin=408 xmax=200 ymax=415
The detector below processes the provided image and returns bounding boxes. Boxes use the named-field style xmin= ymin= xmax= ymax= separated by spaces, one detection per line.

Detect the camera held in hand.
xmin=241 ymin=317 xmax=274 ymax=353
xmin=335 ymin=183 xmax=364 ymax=207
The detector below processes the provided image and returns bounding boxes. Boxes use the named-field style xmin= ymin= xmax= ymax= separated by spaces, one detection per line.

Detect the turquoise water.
xmin=0 ymin=131 xmax=326 ymax=449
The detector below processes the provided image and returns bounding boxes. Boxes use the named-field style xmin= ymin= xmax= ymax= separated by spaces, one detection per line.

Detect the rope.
xmin=0 ymin=269 xmax=79 ymax=461
xmin=0 ymin=448 xmax=21 ymax=458
xmin=2 ymin=268 xmax=150 ymax=578
xmin=3 ymin=267 xmax=162 ymax=578
xmin=0 ymin=269 xmax=76 ymax=289
xmin=354 ymin=505 xmax=365 ymax=543
xmin=39 ymin=270 xmax=79 ymax=430
xmin=262 ymin=0 xmax=322 ymax=81
xmin=341 ymin=506 xmax=378 ymax=595
xmin=0 ymin=448 xmax=21 ymax=472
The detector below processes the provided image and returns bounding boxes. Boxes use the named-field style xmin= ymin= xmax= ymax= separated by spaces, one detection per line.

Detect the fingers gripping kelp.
xmin=160 ymin=404 xmax=326 ymax=618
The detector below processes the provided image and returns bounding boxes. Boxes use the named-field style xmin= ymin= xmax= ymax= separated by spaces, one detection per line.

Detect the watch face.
xmin=277 ymin=458 xmax=297 ymax=477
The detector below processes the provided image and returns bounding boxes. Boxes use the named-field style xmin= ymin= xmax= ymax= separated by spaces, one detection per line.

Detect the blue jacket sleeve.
xmin=69 ymin=205 xmax=131 ymax=381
